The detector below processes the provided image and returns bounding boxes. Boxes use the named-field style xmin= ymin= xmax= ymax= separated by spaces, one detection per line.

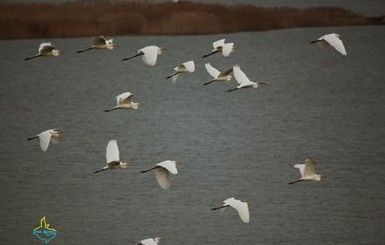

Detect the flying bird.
xmin=203 ymin=63 xmax=233 ymax=86
xmin=94 ymin=139 xmax=131 ymax=174
xmin=211 ymin=197 xmax=250 ymax=223
xmin=140 ymin=160 xmax=178 ymax=189
xmin=227 ymin=65 xmax=267 ymax=92
xmin=76 ymin=36 xmax=118 ymax=53
xmin=27 ymin=129 xmax=60 ymax=152
xmin=138 ymin=237 xmax=160 ymax=245
xmin=104 ymin=92 xmax=139 ymax=112
xmin=310 ymin=33 xmax=347 ymax=56
xmin=202 ymin=39 xmax=234 ymax=58
xmin=25 ymin=42 xmax=61 ymax=60
xmin=166 ymin=60 xmax=195 ymax=82
xmin=122 ymin=45 xmax=165 ymax=66
xmin=288 ymin=158 xmax=324 ymax=184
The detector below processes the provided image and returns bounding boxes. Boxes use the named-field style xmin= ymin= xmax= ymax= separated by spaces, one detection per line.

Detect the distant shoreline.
xmin=0 ymin=1 xmax=384 ymax=39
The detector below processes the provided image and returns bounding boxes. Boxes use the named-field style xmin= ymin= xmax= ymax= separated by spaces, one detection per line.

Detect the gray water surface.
xmin=0 ymin=26 xmax=385 ymax=244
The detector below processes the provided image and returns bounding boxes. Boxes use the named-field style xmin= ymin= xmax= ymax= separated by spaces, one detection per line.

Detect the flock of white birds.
xmin=25 ymin=32 xmax=346 ymax=244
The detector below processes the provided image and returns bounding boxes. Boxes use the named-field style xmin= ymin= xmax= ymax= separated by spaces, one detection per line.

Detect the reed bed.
xmin=0 ymin=0 xmax=381 ymax=39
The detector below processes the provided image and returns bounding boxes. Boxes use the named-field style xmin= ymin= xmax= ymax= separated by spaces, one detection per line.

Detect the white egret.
xmin=27 ymin=129 xmax=60 ymax=152
xmin=94 ymin=139 xmax=131 ymax=174
xmin=76 ymin=36 xmax=118 ymax=53
xmin=311 ymin=33 xmax=347 ymax=56
xmin=25 ymin=42 xmax=61 ymax=60
xmin=211 ymin=197 xmax=250 ymax=223
xmin=140 ymin=160 xmax=178 ymax=189
xmin=227 ymin=65 xmax=268 ymax=92
xmin=288 ymin=158 xmax=324 ymax=184
xmin=138 ymin=237 xmax=160 ymax=245
xmin=166 ymin=60 xmax=195 ymax=82
xmin=202 ymin=39 xmax=234 ymax=58
xmin=104 ymin=92 xmax=139 ymax=112
xmin=122 ymin=45 xmax=165 ymax=66
xmin=203 ymin=62 xmax=233 ymax=86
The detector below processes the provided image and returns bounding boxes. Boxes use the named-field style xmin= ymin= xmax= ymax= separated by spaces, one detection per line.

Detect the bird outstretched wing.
xmin=205 ymin=63 xmax=220 ymax=78
xmin=213 ymin=39 xmax=225 ymax=49
xmin=141 ymin=46 xmax=159 ymax=66
xmin=322 ymin=34 xmax=346 ymax=55
xmin=233 ymin=65 xmax=253 ymax=86
xmin=116 ymin=92 xmax=133 ymax=105
xmin=39 ymin=130 xmax=52 ymax=152
xmin=154 ymin=167 xmax=171 ymax=189
xmin=182 ymin=60 xmax=195 ymax=72
xmin=304 ymin=158 xmax=316 ymax=177
xmin=93 ymin=36 xmax=107 ymax=46
xmin=38 ymin=42 xmax=52 ymax=53
xmin=294 ymin=164 xmax=305 ymax=178
xmin=106 ymin=139 xmax=120 ymax=163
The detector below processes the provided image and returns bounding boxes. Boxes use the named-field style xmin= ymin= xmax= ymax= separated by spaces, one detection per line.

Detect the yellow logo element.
xmin=32 ymin=216 xmax=58 ymax=243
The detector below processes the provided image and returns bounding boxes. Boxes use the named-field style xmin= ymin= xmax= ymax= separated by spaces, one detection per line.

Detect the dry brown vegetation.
xmin=0 ymin=0 xmax=382 ymax=39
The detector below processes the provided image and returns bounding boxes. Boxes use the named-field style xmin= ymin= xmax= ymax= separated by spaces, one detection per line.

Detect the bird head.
xmin=158 ymin=47 xmax=166 ymax=54
xmin=174 ymin=160 xmax=183 ymax=165
xmin=52 ymin=49 xmax=61 ymax=56
xmin=314 ymin=174 xmax=324 ymax=181
xmin=336 ymin=33 xmax=344 ymax=39
xmin=154 ymin=237 xmax=161 ymax=243
xmin=132 ymin=102 xmax=140 ymax=110
xmin=51 ymin=129 xmax=61 ymax=137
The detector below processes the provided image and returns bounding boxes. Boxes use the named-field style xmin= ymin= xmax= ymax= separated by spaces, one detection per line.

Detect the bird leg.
xmin=76 ymin=47 xmax=93 ymax=53
xmin=140 ymin=166 xmax=158 ymax=173
xmin=24 ymin=55 xmax=41 ymax=61
xmin=203 ymin=79 xmax=217 ymax=86
xmin=27 ymin=136 xmax=39 ymax=141
xmin=202 ymin=50 xmax=219 ymax=58
xmin=94 ymin=168 xmax=108 ymax=174
xmin=122 ymin=53 xmax=142 ymax=61
xmin=288 ymin=179 xmax=304 ymax=185
xmin=211 ymin=205 xmax=230 ymax=211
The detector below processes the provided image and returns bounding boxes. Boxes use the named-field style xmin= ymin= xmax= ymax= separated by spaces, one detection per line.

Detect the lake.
xmin=0 ymin=25 xmax=384 ymax=244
